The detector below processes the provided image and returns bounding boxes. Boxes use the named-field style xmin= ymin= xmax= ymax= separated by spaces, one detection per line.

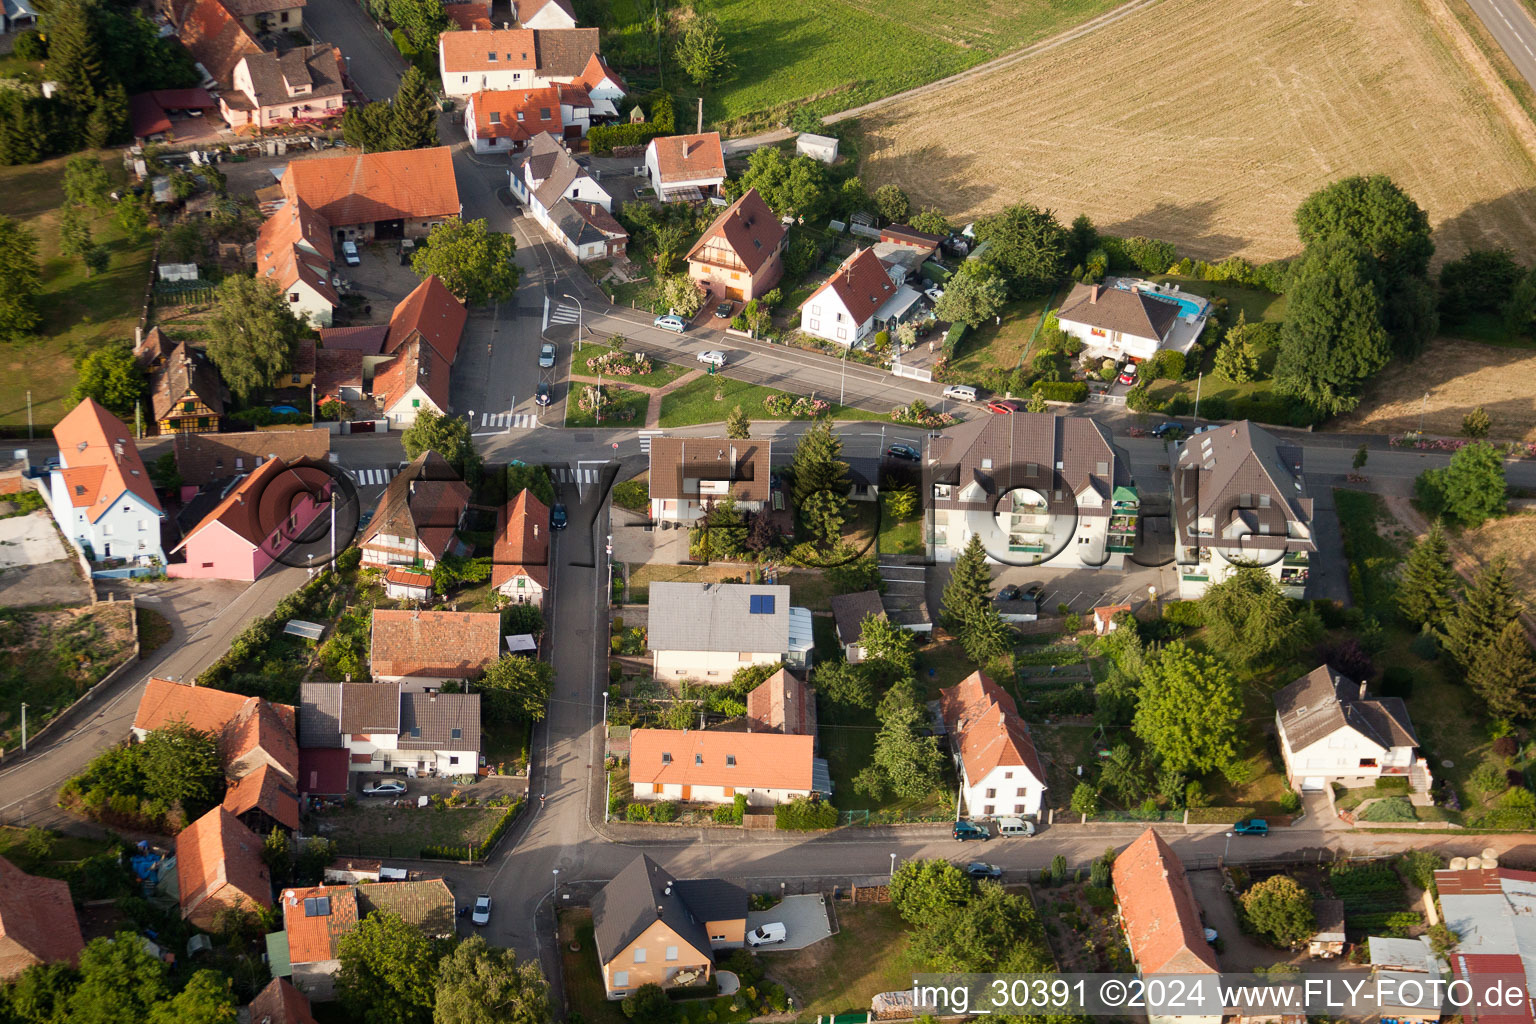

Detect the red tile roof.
xmin=470 ymin=86 xmax=562 ymax=142
xmin=438 ymin=27 xmax=537 ymax=72
xmin=282 ymin=148 xmax=460 ymax=229
xmin=247 ymin=978 xmax=320 ymax=1024
xmin=52 ymin=398 xmax=162 ymax=517
xmin=369 ymin=610 xmax=502 ymax=680
xmin=256 ymin=197 xmax=338 ymax=308
xmin=1437 ymin=868 xmax=1505 ymax=895
xmin=1455 ymin=954 xmax=1536 ymax=1024
xmin=800 ymin=248 xmax=895 ymax=327
xmin=222 ymin=762 xmax=300 ymax=829
xmin=492 ymin=489 xmax=550 ymax=590
xmin=387 ymin=275 xmax=467 ymax=363
xmin=575 ymin=52 xmax=623 ymax=91
xmin=444 ymin=4 xmax=493 ymax=29
xmin=135 ymin=677 xmax=252 ymax=736
xmin=279 ymin=884 xmax=359 ymax=964
xmin=314 ymin=347 xmax=363 ymax=401
xmin=630 ymin=728 xmax=814 ymax=792
xmin=169 ymin=0 xmax=262 ymax=86
xmin=357 ymin=452 xmax=469 ymax=561
xmin=745 ymin=668 xmax=815 ymax=736
xmin=226 ymin=695 xmax=300 ymax=777
xmin=1111 ymin=829 xmax=1220 ymax=975
xmin=686 ymin=188 xmax=784 ymax=276
xmin=939 ymin=671 xmax=1046 ymax=785
xmin=0 ymin=855 xmax=84 ymax=978
xmin=317 ymin=326 xmax=389 ymax=353
xmin=176 ymin=807 xmax=273 ymax=925
xmin=649 ymin=132 xmax=725 ymax=183
xmin=173 ymin=456 xmax=333 ymax=551
xmin=384 ymin=567 xmax=434 ymax=590
xmin=297 ymin=747 xmax=350 ymax=795
xmin=517 ymin=0 xmax=575 ymax=24
xmin=372 ymin=336 xmax=451 ymax=418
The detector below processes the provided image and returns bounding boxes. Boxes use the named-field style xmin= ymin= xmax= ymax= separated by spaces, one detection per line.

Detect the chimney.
xmin=1089 ymin=284 xmax=1101 ymax=304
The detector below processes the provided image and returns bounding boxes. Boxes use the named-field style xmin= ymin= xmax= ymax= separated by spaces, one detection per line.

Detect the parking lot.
xmin=747 ymin=894 xmax=833 ymax=952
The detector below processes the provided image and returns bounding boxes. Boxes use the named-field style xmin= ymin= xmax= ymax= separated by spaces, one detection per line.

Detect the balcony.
xmin=1283 ymin=551 xmax=1310 ymax=566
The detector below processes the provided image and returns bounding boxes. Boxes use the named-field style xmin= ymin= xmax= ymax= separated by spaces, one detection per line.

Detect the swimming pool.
xmin=1114 ymin=282 xmax=1208 ymax=319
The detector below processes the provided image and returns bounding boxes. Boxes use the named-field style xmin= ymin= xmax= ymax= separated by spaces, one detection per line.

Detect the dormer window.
xmin=540 ymin=107 xmax=551 ymax=119
xmin=490 ymin=111 xmax=501 ymax=123
xmin=487 ymin=52 xmax=497 ymax=61
xmin=516 ymin=110 xmax=524 ymax=121
xmin=662 ymin=752 xmax=672 ymax=764
xmin=695 ymin=754 xmax=703 ymax=765
xmin=726 ymin=755 xmax=736 ymax=766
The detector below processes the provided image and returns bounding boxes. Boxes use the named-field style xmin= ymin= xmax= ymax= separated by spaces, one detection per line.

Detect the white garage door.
xmin=1301 ymin=777 xmax=1325 ymax=792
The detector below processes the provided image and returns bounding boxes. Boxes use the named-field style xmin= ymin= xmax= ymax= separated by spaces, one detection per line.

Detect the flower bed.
xmin=1390 ymin=434 xmax=1536 ymax=457
xmin=585 ymin=350 xmax=653 ymax=377
xmin=763 ymin=393 xmax=829 ymax=417
xmin=891 ymin=399 xmax=956 ymax=428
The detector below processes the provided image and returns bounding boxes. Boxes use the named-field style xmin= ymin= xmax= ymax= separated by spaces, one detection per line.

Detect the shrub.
xmin=1200 ymin=396 xmax=1228 ymax=420
xmin=774 ymin=798 xmax=836 ymax=830
xmin=1186 ymin=806 xmax=1255 ymax=824
xmin=1163 ymin=601 xmax=1203 ymax=628
xmin=589 ymin=122 xmax=664 ymax=156
xmin=13 ymin=30 xmax=45 ymax=61
xmin=1360 ymin=796 xmax=1417 ymax=822
xmin=1146 ymin=349 xmax=1186 ymax=381
xmin=625 ymin=802 xmax=654 ymax=822
xmin=652 ymin=801 xmax=679 ymax=822
xmin=1031 ymin=380 xmax=1088 ymax=403
xmin=1279 ymin=789 xmax=1302 ymax=813
xmin=1120 ymin=236 xmax=1179 ymax=274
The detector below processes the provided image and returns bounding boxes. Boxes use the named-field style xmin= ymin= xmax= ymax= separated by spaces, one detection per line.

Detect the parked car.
xmin=550 ymin=504 xmax=568 ymax=531
xmin=1233 ymin=818 xmax=1269 ymax=836
xmin=965 ymin=861 xmax=1003 ymax=880
xmin=471 ymin=895 xmax=492 ymax=926
xmin=714 ymin=301 xmax=733 ymax=319
xmin=539 ymin=342 xmax=556 ymax=368
xmin=942 ymin=384 xmax=978 ymax=403
xmin=362 ymin=780 xmax=406 ymax=796
xmin=653 ymin=314 xmax=688 ymax=333
xmin=952 ymin=820 xmax=991 ymax=842
xmin=986 ymin=399 xmax=1023 ymax=415
xmin=925 ymin=286 xmax=945 ymax=303
xmin=398 ymin=238 xmax=415 ymax=266
xmin=696 ymin=350 xmax=727 ymax=367
xmin=997 ymin=584 xmax=1022 ymax=601
xmin=1118 ymin=363 xmax=1139 ymax=386
xmin=341 ymin=240 xmax=360 ymax=266
xmin=1022 ymin=582 xmax=1045 ymax=602
xmin=535 ymin=381 xmax=552 ymax=407
xmin=747 ymin=922 xmax=787 ymax=947
xmin=887 ymin=443 xmax=921 ymax=461
xmin=1151 ymin=421 xmax=1185 ymax=438
xmin=997 ymin=817 xmax=1036 ymax=837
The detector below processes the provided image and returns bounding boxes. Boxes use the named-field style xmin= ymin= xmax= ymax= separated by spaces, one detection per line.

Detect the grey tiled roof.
xmin=591 ymin=856 xmax=715 ymax=969
xmin=829 ymin=590 xmax=885 ymax=646
xmin=928 ymin=413 xmax=1131 ymax=515
xmin=340 ymin=682 xmax=401 ymax=734
xmin=356 ymin=879 xmax=456 ymax=937
xmin=298 ymin=682 xmax=342 ymax=748
xmin=1173 ymin=420 xmax=1314 ymax=552
xmin=1275 ymin=665 xmax=1418 ymax=753
xmin=674 ymin=878 xmax=747 ymax=922
xmin=647 ymin=582 xmax=789 ymax=654
xmin=398 ymin=692 xmax=481 ymax=750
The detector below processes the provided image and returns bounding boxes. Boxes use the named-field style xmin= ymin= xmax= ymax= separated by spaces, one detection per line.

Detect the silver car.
xmin=539 ymin=343 xmax=556 ymax=368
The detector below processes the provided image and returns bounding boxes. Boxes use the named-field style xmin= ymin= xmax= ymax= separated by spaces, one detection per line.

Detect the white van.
xmin=997 ymin=817 xmax=1036 ymax=838
xmin=943 ymin=384 xmax=978 ymax=402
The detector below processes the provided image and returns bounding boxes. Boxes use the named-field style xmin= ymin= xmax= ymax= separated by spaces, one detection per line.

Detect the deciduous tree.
xmin=411 ymin=218 xmax=519 ymax=305
xmin=146 ymin=970 xmax=237 ymax=1024
xmin=478 ymin=655 xmax=554 ymax=721
xmin=1240 ymin=875 xmax=1316 ymax=948
xmin=401 ymin=409 xmax=481 ymax=477
xmin=909 ymin=207 xmax=951 ymax=236
xmin=336 ymin=912 xmax=442 ymax=1024
xmin=390 ymin=0 xmax=448 ymax=50
xmin=872 ymin=680 xmax=944 ymax=799
xmin=1199 ymin=566 xmax=1305 ymax=668
xmin=433 ymin=935 xmax=551 ymax=1024
xmin=888 ymin=859 xmax=971 ymax=924
xmin=1294 ymin=174 xmax=1433 ymax=288
xmin=206 ymin=276 xmax=304 ymax=402
xmin=1132 ymin=641 xmax=1241 ymax=774
xmin=871 ymin=184 xmax=909 ymax=225
xmin=934 ymin=267 xmax=1007 ymax=327
xmin=1272 ymin=239 xmax=1391 ymax=416
xmin=858 ymin=613 xmax=916 ymax=675
xmin=138 ymin=721 xmax=224 ymax=815
xmin=812 ymin=659 xmax=875 ymax=709
xmin=63 ymin=154 xmax=112 ymax=212
xmin=67 ymin=932 xmax=170 ymax=1024
xmin=674 ymin=11 xmax=731 ymax=87
xmin=70 ymin=343 xmax=145 ymax=419
xmin=908 ymin=884 xmax=1051 ymax=973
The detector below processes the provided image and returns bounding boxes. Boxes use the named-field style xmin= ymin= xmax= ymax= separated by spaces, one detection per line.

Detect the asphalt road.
xmin=302 ymin=0 xmax=407 ymax=103
xmin=1465 ymin=0 xmax=1536 ymax=91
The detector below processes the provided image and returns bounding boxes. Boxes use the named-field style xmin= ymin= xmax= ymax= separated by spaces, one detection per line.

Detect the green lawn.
xmin=760 ymin=902 xmax=913 ymax=1018
xmin=560 ymin=912 xmax=629 ymax=1024
xmin=1148 ymin=275 xmax=1289 ymax=324
xmin=657 ymin=375 xmax=887 ymax=427
xmin=877 ymin=491 xmax=924 ymax=555
xmin=946 ymin=295 xmax=1052 ymax=381
xmin=565 ymin=384 xmax=649 ymax=428
xmin=0 ymin=603 xmax=138 ymax=752
xmin=483 ymin=718 xmax=532 ymax=776
xmin=0 ymin=152 xmax=156 ymax=432
xmin=693 ymin=0 xmax=1127 ymax=132
xmin=320 ymin=804 xmax=505 ymax=859
xmin=571 ymin=341 xmax=689 ymax=388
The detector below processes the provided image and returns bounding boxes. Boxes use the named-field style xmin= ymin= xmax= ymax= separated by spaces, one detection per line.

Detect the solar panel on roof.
xmin=749 ymin=594 xmax=775 ymax=614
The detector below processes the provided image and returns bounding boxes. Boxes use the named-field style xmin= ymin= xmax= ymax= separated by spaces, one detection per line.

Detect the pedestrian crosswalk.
xmin=551 ymin=465 xmax=602 ymax=485
xmin=548 ymin=303 xmax=582 ymax=326
xmin=479 ymin=411 xmax=537 ymax=429
xmin=352 ymin=467 xmax=397 ymax=487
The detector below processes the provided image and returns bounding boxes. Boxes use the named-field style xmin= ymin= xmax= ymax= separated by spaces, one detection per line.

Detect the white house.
xmin=647 ymin=582 xmax=790 ymax=681
xmin=646 ymin=436 xmax=772 ymax=522
xmin=644 ymin=132 xmax=725 ymax=201
xmin=1172 ymin=420 xmax=1314 ymax=598
xmin=545 ymin=198 xmax=628 ymax=262
xmin=48 ymin=398 xmax=165 ymax=566
xmin=492 ymin=489 xmax=551 ymax=606
xmin=939 ymin=671 xmax=1046 ymax=819
xmin=437 ymin=26 xmax=600 ymax=99
xmin=925 ymin=413 xmax=1140 ymax=569
xmin=255 ymin=197 xmax=337 ymax=327
xmin=798 ymin=247 xmax=923 ymax=348
xmin=516 ymin=0 xmax=576 ymax=28
xmin=1055 ymin=277 xmax=1210 ymax=363
xmin=1274 ymin=665 xmax=1431 ymax=795
xmin=297 ymin=683 xmax=481 ymax=778
xmin=517 ymin=132 xmax=615 ymax=251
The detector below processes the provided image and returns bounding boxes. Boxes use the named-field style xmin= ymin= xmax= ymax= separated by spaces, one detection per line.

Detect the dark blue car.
xmin=550 ymin=504 xmax=568 ymax=531
xmin=952 ymin=821 xmax=990 ymax=842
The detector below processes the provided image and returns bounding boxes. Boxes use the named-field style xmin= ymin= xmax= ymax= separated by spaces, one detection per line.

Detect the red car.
xmin=1118 ymin=363 xmax=1139 ymax=386
xmin=986 ymin=399 xmax=1023 ymax=414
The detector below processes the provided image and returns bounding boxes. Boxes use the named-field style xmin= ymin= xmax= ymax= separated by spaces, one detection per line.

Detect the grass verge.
xmin=572 ymin=341 xmax=689 ymax=388
xmin=760 ymin=902 xmax=912 ymax=1017
xmin=657 ymin=375 xmax=887 ymax=427
xmin=565 ymin=384 xmax=649 ymax=428
xmin=319 ymin=803 xmax=505 ymax=859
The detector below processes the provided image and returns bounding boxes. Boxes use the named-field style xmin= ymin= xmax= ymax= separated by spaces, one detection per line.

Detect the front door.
xmin=680 ymin=785 xmax=691 ymax=801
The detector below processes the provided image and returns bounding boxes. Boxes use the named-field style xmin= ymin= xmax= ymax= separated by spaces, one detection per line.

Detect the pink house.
xmin=169 ymin=457 xmax=334 ymax=581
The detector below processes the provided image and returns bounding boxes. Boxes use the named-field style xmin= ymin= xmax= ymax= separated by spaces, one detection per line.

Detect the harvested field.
xmin=857 ymin=0 xmax=1536 ymax=263
xmin=1334 ymin=339 xmax=1536 ymax=440
xmin=1461 ymin=512 xmax=1536 ymax=615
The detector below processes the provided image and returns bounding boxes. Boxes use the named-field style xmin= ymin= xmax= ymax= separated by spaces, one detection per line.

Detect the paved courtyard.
xmin=747 ymin=893 xmax=833 ymax=952
xmin=0 ymin=511 xmax=93 ymax=608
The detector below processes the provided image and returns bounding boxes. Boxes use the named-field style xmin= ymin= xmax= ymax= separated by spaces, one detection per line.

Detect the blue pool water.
xmin=1114 ymin=282 xmax=1207 ymax=319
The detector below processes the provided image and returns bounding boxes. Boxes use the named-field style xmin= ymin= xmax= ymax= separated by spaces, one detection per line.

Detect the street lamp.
xmin=840 ymin=346 xmax=848 ymax=406
xmin=562 ymin=292 xmax=586 ymax=338
xmin=889 ymin=852 xmax=896 ymax=880
xmin=1222 ymin=831 xmax=1234 ymax=865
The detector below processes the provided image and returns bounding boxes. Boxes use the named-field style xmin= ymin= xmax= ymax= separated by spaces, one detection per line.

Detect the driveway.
xmin=747 ymin=894 xmax=833 ymax=952
xmin=1187 ymin=868 xmax=1280 ymax=970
